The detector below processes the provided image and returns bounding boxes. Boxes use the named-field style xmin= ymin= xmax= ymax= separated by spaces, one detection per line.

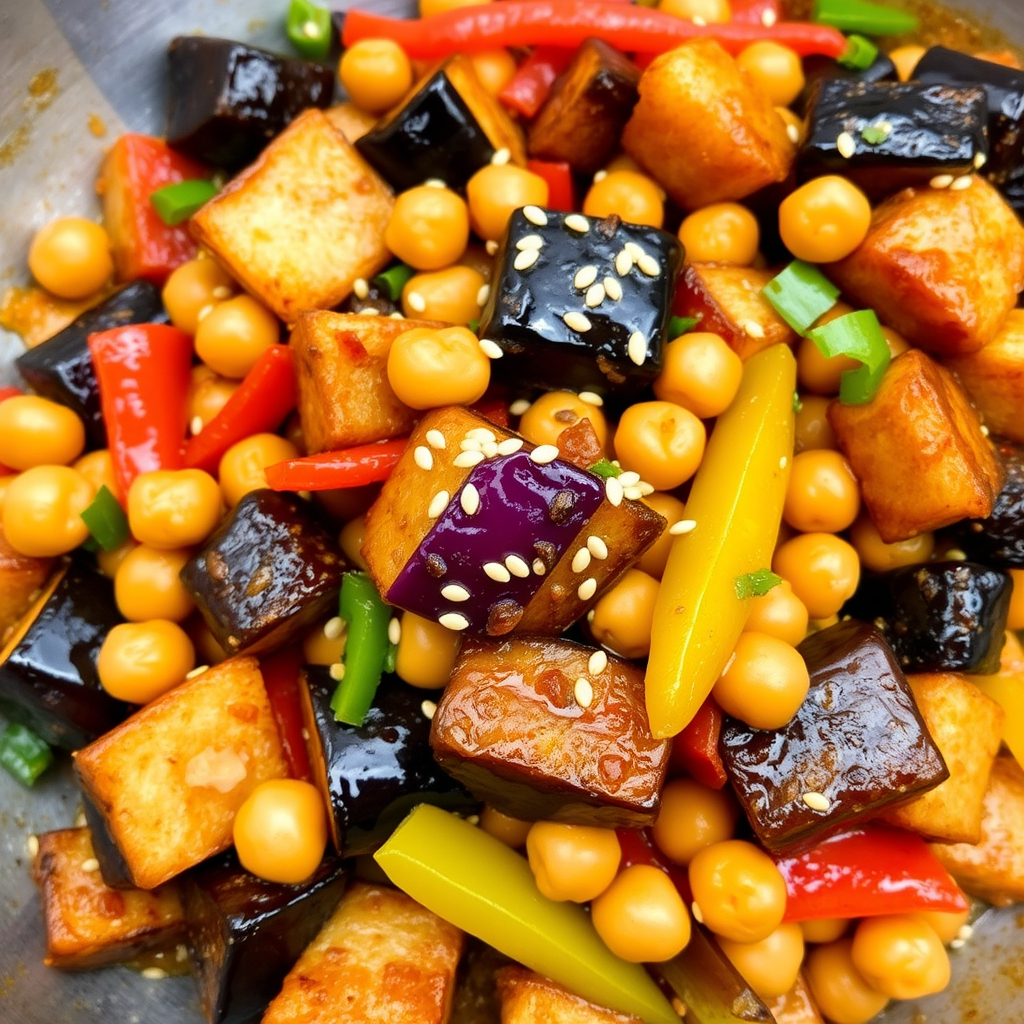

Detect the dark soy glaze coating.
xmin=336 ymin=276 xmax=399 ymax=317
xmin=794 ymin=51 xmax=897 ymax=116
xmin=0 ymin=557 xmax=129 ymax=751
xmin=181 ymin=489 xmax=346 ymax=657
xmin=300 ymin=667 xmax=476 ymax=857
xmin=949 ymin=439 xmax=1024 ymax=567
xmin=800 ymin=80 xmax=988 ymax=198
xmin=720 ymin=620 xmax=948 ymax=855
xmin=181 ymin=852 xmax=347 ymax=1024
xmin=15 ymin=281 xmax=166 ymax=450
xmin=166 ymin=37 xmax=335 ymax=169
xmin=80 ymin=788 xmax=134 ymax=890
xmin=479 ymin=208 xmax=683 ymax=398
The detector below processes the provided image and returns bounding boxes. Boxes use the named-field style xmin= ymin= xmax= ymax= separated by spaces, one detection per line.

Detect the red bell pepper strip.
xmin=776 ymin=825 xmax=969 ymax=922
xmin=88 ymin=323 xmax=193 ymax=497
xmin=671 ymin=695 xmax=728 ymax=790
xmin=730 ymin=0 xmax=782 ymax=25
xmin=617 ymin=829 xmax=692 ymax=900
xmin=183 ymin=345 xmax=297 ymax=474
xmin=266 ymin=438 xmax=410 ymax=492
xmin=472 ymin=396 xmax=512 ymax=429
xmin=259 ymin=646 xmax=312 ymax=782
xmin=528 ymin=159 xmax=575 ymax=212
xmin=498 ymin=46 xmax=575 ymax=118
xmin=343 ymin=2 xmax=848 ymax=59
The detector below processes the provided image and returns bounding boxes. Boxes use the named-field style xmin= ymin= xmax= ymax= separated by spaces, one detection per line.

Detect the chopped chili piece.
xmin=259 ymin=646 xmax=313 ymax=782
xmin=527 ymin=158 xmax=576 ymax=211
xmin=499 ymin=47 xmax=576 ymax=119
xmin=671 ymin=695 xmax=728 ymax=789
xmin=265 ymin=439 xmax=409 ymax=492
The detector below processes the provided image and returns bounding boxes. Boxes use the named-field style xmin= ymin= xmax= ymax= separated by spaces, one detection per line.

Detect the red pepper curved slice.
xmin=343 ymin=1 xmax=848 ymax=60
xmin=671 ymin=695 xmax=727 ymax=790
xmin=259 ymin=646 xmax=312 ymax=782
xmin=499 ymin=46 xmax=575 ymax=118
xmin=528 ymin=159 xmax=575 ymax=212
xmin=265 ymin=438 xmax=410 ymax=492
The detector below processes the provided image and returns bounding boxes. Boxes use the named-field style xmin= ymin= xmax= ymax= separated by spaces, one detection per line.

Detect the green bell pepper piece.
xmin=330 ymin=572 xmax=391 ymax=726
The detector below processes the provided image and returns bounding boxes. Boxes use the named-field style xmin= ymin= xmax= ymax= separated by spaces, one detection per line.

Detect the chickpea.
xmin=28 ymin=216 xmax=113 ymax=299
xmin=603 ymin=153 xmax=644 ymax=176
xmin=851 ymin=915 xmax=951 ymax=1000
xmin=115 ymin=545 xmax=195 ymax=623
xmin=688 ymin=840 xmax=787 ymax=943
xmin=219 ymin=433 xmax=300 ymax=507
xmin=420 ymin=0 xmax=491 ymax=14
xmin=653 ymin=332 xmax=744 ymax=419
xmin=480 ymin=806 xmax=532 ymax=849
xmin=713 ymin=630 xmax=810 ymax=729
xmin=591 ymin=864 xmax=691 ymax=963
xmin=0 ymin=396 xmax=86 ymax=470
xmin=526 ymin=821 xmax=622 ymax=903
xmin=162 ymin=258 xmax=236 ymax=335
xmin=583 ymin=171 xmax=665 ymax=229
xmin=338 ymin=515 xmax=370 ymax=571
xmin=302 ymin=616 xmax=347 ymax=666
xmin=637 ymin=492 xmax=687 ymax=579
xmin=652 ymin=778 xmax=739 ymax=867
xmin=779 ymin=176 xmax=872 ymax=264
xmin=0 ymin=474 xmax=15 ymax=514
xmin=889 ymin=45 xmax=926 ymax=82
xmin=74 ymin=449 xmax=119 ymax=498
xmin=881 ymin=325 xmax=910 ymax=359
xmin=339 ymin=39 xmax=413 ymax=115
xmin=96 ymin=538 xmax=138 ymax=579
xmin=801 ymin=917 xmax=850 ymax=944
xmin=773 ymin=532 xmax=860 ymax=620
xmin=402 ymin=265 xmax=486 ymax=324
xmin=188 ymin=366 xmax=239 ymax=434
xmin=385 ymin=186 xmax=470 ymax=271
xmin=469 ymin=49 xmax=517 ymax=95
xmin=386 ymin=326 xmax=490 ymax=409
xmin=614 ymin=401 xmax=706 ymax=491
xmin=783 ymin=449 xmax=860 ymax=534
xmin=719 ymin=923 xmax=805 ymax=1001
xmin=678 ymin=204 xmax=760 ymax=267
xmin=744 ymin=579 xmax=809 ymax=647
xmin=805 ymin=939 xmax=890 ymax=1024
xmin=658 ymin=0 xmax=731 ymax=23
xmin=395 ymin=611 xmax=461 ymax=689
xmin=849 ymin=513 xmax=934 ymax=574
xmin=798 ymin=304 xmax=860 ymax=395
xmin=737 ymin=42 xmax=805 ymax=107
xmin=97 ymin=619 xmax=196 ymax=704
xmin=186 ymin=614 xmax=229 ymax=666
xmin=2 ymin=465 xmax=95 ymax=557
xmin=916 ymin=908 xmax=970 ymax=946
xmin=794 ymin=394 xmax=838 ymax=452
xmin=127 ymin=469 xmax=222 ymax=550
xmin=467 ymin=164 xmax=550 ymax=242
xmin=195 ymin=294 xmax=280 ymax=380
xmin=589 ymin=569 xmax=659 ymax=660
xmin=518 ymin=391 xmax=609 ymax=451
xmin=1007 ymin=568 xmax=1024 ymax=631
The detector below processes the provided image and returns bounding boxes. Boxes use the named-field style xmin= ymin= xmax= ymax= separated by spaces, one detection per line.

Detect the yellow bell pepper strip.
xmin=645 ymin=343 xmax=796 ymax=739
xmin=973 ymin=631 xmax=1024 ymax=772
xmin=375 ymin=804 xmax=680 ymax=1024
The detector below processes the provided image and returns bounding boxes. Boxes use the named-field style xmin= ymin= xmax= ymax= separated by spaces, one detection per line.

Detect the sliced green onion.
xmin=813 ymin=0 xmax=919 ymax=36
xmin=286 ymin=0 xmax=332 ymax=60
xmin=80 ymin=485 xmax=129 ymax=552
xmin=150 ymin=179 xmax=218 ymax=226
xmin=373 ymin=263 xmax=416 ymax=302
xmin=838 ymin=33 xmax=880 ymax=70
xmin=0 ymin=723 xmax=53 ymax=787
xmin=860 ymin=122 xmax=892 ymax=145
xmin=734 ymin=569 xmax=783 ymax=600
xmin=793 ymin=391 xmax=803 ymax=413
xmin=588 ymin=458 xmax=622 ymax=479
xmin=668 ymin=316 xmax=699 ymax=339
xmin=331 ymin=572 xmax=392 ymax=726
xmin=806 ymin=309 xmax=891 ymax=405
xmin=467 ymin=319 xmax=481 ymax=334
xmin=761 ymin=261 xmax=841 ymax=335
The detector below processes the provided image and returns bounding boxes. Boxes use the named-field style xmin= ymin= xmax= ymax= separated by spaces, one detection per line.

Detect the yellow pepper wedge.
xmin=374 ymin=804 xmax=680 ymax=1024
xmin=645 ymin=343 xmax=796 ymax=739
xmin=973 ymin=631 xmax=1024 ymax=771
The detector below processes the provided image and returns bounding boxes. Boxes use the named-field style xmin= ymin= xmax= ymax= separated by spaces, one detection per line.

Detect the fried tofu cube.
xmin=881 ymin=673 xmax=1004 ymax=844
xmin=827 ymin=177 xmax=1024 ymax=356
xmin=945 ymin=308 xmax=1024 ymax=443
xmin=262 ymin=882 xmax=463 ymax=1024
xmin=766 ymin=974 xmax=825 ymax=1024
xmin=191 ymin=109 xmax=393 ymax=324
xmin=73 ymin=656 xmax=288 ymax=890
xmin=673 ymin=264 xmax=797 ymax=360
xmin=931 ymin=756 xmax=1024 ymax=906
xmin=622 ymin=40 xmax=795 ymax=210
xmin=496 ymin=966 xmax=642 ymax=1024
xmin=0 ymin=526 xmax=52 ymax=643
xmin=828 ymin=349 xmax=1004 ymax=542
xmin=324 ymin=102 xmax=378 ymax=143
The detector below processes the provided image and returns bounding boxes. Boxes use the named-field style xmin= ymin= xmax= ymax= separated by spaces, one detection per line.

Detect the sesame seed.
xmin=421 ymin=699 xmax=437 ymax=719
xmin=26 ymin=834 xmax=39 ymax=858
xmin=574 ymin=677 xmax=594 ymax=708
xmin=426 ymin=429 xmax=446 ymax=450
xmin=638 ymin=482 xmax=654 ymax=496
xmin=974 ymin=151 xmax=988 ymax=169
xmin=627 ymin=330 xmax=647 ymax=366
xmin=945 ymin=547 xmax=967 ymax=561
xmin=624 ymin=242 xmax=644 ymax=259
xmin=329 ymin=662 xmax=346 ymax=681
xmin=423 ymin=178 xmax=446 ymax=188
xmin=603 ymin=276 xmax=623 ymax=301
xmin=428 ymin=490 xmax=451 ymax=518
xmin=786 ymin=122 xmax=800 ymax=145
xmin=585 ymin=283 xmax=606 ymax=307
xmin=497 ymin=437 xmax=524 ymax=455
xmin=505 ymin=554 xmax=531 ymax=578
xmin=359 ymin=306 xmax=380 ymax=315
xmin=802 ymin=791 xmax=831 ymax=812
xmin=779 ymin=456 xmax=788 ymax=469
xmin=615 ymin=249 xmax=634 ymax=276
xmin=564 ymin=213 xmax=590 ymax=233
xmin=454 ymin=450 xmax=486 ymax=468
xmin=691 ymin=902 xmax=704 ymax=924
xmin=981 ymin=424 xmax=990 ymax=437
xmin=605 ymin=476 xmax=623 ymax=507
xmin=574 ymin=265 xmax=599 ymax=290
xmin=461 ymin=437 xmax=484 ymax=452
xmin=490 ymin=147 xmax=511 ymax=166
xmin=324 ymin=616 xmax=345 ymax=640
xmin=589 ymin=650 xmax=608 ymax=675
xmin=670 ymin=519 xmax=697 ymax=536
xmin=467 ymin=814 xmax=480 ymax=825
xmin=509 ymin=398 xmax=531 ymax=417
xmin=578 ymin=577 xmax=598 ymax=601
xmin=672 ymin=998 xmax=688 ymax=1018
xmin=467 ymin=427 xmax=497 ymax=441
xmin=593 ymin=169 xmax=608 ymax=182
xmin=414 ymin=445 xmax=434 ymax=471
xmin=637 ymin=253 xmax=660 ymax=277
xmin=532 ymin=558 xmax=547 ymax=575
xmin=81 ymin=857 xmax=100 ymax=873
xmin=142 ymin=968 xmax=168 ymax=980
xmin=578 ymin=391 xmax=603 ymax=407
xmin=523 ymin=205 xmax=548 ymax=226
xmin=572 ymin=548 xmax=592 ymax=573
xmin=514 ymin=249 xmax=540 ymax=272
xmin=624 ymin=486 xmax=644 ymax=501
xmin=930 ymin=173 xmax=954 ymax=189
xmin=516 ymin=233 xmax=545 ymax=250
xmin=563 ymin=310 xmax=592 ymax=332
xmin=197 ymin=303 xmax=215 ymax=322
xmin=185 ymin=665 xmax=210 ymax=679
xmin=950 ymin=175 xmax=973 ymax=191
xmin=460 ymin=483 xmax=481 ymax=515
xmin=484 ymin=561 xmax=512 ymax=583
xmin=353 ymin=278 xmax=369 ymax=299
xmin=441 ymin=583 xmax=471 ymax=602
xmin=587 ymin=535 xmax=609 ymax=560
xmin=481 ymin=440 xmax=499 ymax=457
xmin=479 ymin=338 xmax=504 ymax=360
xmin=388 ymin=617 xmax=402 ymax=645
xmin=618 ymin=470 xmax=640 ymax=487
xmin=836 ymin=131 xmax=856 ymax=159
xmin=406 ymin=291 xmax=427 ymax=313
xmin=762 ymin=6 xmax=777 ymax=24
xmin=743 ymin=319 xmax=766 ymax=339
xmin=530 ymin=444 xmax=559 ymax=464
xmin=587 ymin=609 xmax=595 ymax=623
xmin=486 ymin=240 xmax=499 ymax=255
xmin=476 ymin=283 xmax=491 ymax=307
xmin=438 ymin=612 xmax=470 ymax=631
xmin=190 ymin=415 xmax=204 ymax=436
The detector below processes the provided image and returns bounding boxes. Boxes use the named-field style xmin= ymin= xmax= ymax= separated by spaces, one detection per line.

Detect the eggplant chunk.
xmin=15 ymin=280 xmax=166 ymax=449
xmin=949 ymin=439 xmax=1024 ymax=567
xmin=431 ymin=636 xmax=670 ymax=827
xmin=844 ymin=561 xmax=1012 ymax=675
xmin=496 ymin=966 xmax=642 ymax=1024
xmin=181 ymin=852 xmax=347 ymax=1024
xmin=0 ymin=526 xmax=53 ymax=643
xmin=795 ymin=51 xmax=897 ymax=116
xmin=300 ymin=667 xmax=476 ymax=857
xmin=720 ymin=620 xmax=949 ymax=854
xmin=181 ymin=489 xmax=346 ymax=657
xmin=166 ymin=36 xmax=334 ymax=169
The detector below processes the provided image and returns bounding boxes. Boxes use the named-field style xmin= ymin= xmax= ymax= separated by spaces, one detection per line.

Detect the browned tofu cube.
xmin=673 ymin=264 xmax=797 ymax=360
xmin=931 ymin=755 xmax=1024 ymax=906
xmin=73 ymin=657 xmax=288 ymax=890
xmin=528 ymin=41 xmax=640 ymax=175
xmin=262 ymin=882 xmax=463 ymax=1024
xmin=431 ymin=636 xmax=670 ymax=827
xmin=496 ymin=966 xmax=642 ymax=1024
xmin=622 ymin=40 xmax=795 ymax=210
xmin=0 ymin=526 xmax=53 ymax=643
xmin=827 ymin=177 xmax=1024 ymax=356
xmin=881 ymin=673 xmax=1004 ymax=844
xmin=191 ymin=109 xmax=393 ymax=323
xmin=828 ymin=349 xmax=1004 ymax=542
xmin=324 ymin=102 xmax=377 ymax=143
xmin=946 ymin=309 xmax=1024 ymax=443
xmin=32 ymin=827 xmax=184 ymax=970
xmin=766 ymin=974 xmax=825 ymax=1024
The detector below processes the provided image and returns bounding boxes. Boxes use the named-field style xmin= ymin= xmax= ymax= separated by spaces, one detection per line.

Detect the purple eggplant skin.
xmin=80 ymin=789 xmax=135 ymax=890
xmin=181 ymin=852 xmax=347 ymax=1024
xmin=794 ymin=50 xmax=897 ymax=116
xmin=720 ymin=620 xmax=948 ymax=855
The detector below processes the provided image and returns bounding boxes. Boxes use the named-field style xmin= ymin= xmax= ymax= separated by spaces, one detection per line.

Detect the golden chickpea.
xmin=583 ymin=171 xmax=665 ymax=229
xmin=188 ymin=366 xmax=239 ymax=435
xmin=480 ymin=806 xmax=532 ymax=848
xmin=339 ymin=515 xmax=369 ymax=571
xmin=783 ymin=449 xmax=860 ymax=534
xmin=658 ymin=0 xmax=731 ymax=23
xmin=614 ymin=401 xmax=706 ymax=491
xmin=402 ymin=265 xmax=486 ymax=324
xmin=96 ymin=538 xmax=138 ymax=579
xmin=195 ymin=295 xmax=280 ymax=380
xmin=652 ymin=778 xmax=739 ymax=867
xmin=589 ymin=568 xmax=659 ymax=660
xmin=339 ymin=39 xmax=414 ymax=115
xmin=889 ymin=45 xmax=926 ymax=82
xmin=2 ymin=465 xmax=95 ymax=557
xmin=467 ymin=164 xmax=550 ymax=242
xmin=849 ymin=513 xmax=934 ymax=574
xmin=394 ymin=611 xmax=461 ymax=689
xmin=115 ymin=545 xmax=194 ymax=623
xmin=719 ymin=922 xmax=805 ymax=1001
xmin=737 ymin=42 xmax=805 ymax=107
xmin=794 ymin=394 xmax=838 ymax=452
xmin=637 ymin=491 xmax=687 ymax=579
xmin=218 ymin=433 xmax=299 ymax=507
xmin=127 ymin=469 xmax=222 ymax=550
xmin=881 ymin=325 xmax=910 ymax=359
xmin=678 ymin=204 xmax=760 ymax=267
xmin=805 ymin=939 xmax=890 ymax=1024
xmin=469 ymin=49 xmax=517 ymax=95
xmin=0 ymin=474 xmax=15 ymax=514
xmin=302 ymin=616 xmax=347 ymax=666
xmin=779 ymin=177 xmax=872 ymax=264
xmin=801 ymin=918 xmax=850 ymax=944
xmin=745 ymin=579 xmax=809 ymax=647
xmin=518 ymin=391 xmax=609 ymax=451
xmin=162 ymin=257 xmax=236 ymax=335
xmin=97 ymin=619 xmax=196 ymax=704
xmin=73 ymin=449 xmax=119 ymax=498
xmin=797 ymin=304 xmax=860 ymax=396
xmin=851 ymin=915 xmax=951 ymax=1000
xmin=526 ymin=821 xmax=622 ymax=903
xmin=385 ymin=186 xmax=470 ymax=271
xmin=0 ymin=396 xmax=86 ymax=470
xmin=773 ymin=532 xmax=860 ymax=620
xmin=386 ymin=326 xmax=490 ymax=409
xmin=653 ymin=332 xmax=744 ymax=419
xmin=28 ymin=217 xmax=113 ymax=299
xmin=915 ymin=908 xmax=970 ymax=946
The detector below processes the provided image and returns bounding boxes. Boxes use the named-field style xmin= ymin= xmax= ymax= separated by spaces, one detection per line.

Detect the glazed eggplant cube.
xmin=720 ymin=620 xmax=949 ymax=854
xmin=0 ymin=557 xmax=128 ymax=751
xmin=300 ymin=667 xmax=476 ymax=856
xmin=15 ymin=281 xmax=166 ymax=450
xmin=800 ymin=80 xmax=988 ymax=199
xmin=948 ymin=440 xmax=1024 ymax=567
xmin=795 ymin=51 xmax=897 ymax=116
xmin=479 ymin=208 xmax=683 ymax=398
xmin=181 ymin=852 xmax=347 ymax=1024
xmin=0 ymin=527 xmax=53 ymax=642
xmin=914 ymin=46 xmax=1024 ymax=184
xmin=844 ymin=562 xmax=1012 ymax=675
xmin=181 ymin=489 xmax=346 ymax=657
xmin=166 ymin=36 xmax=335 ymax=169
